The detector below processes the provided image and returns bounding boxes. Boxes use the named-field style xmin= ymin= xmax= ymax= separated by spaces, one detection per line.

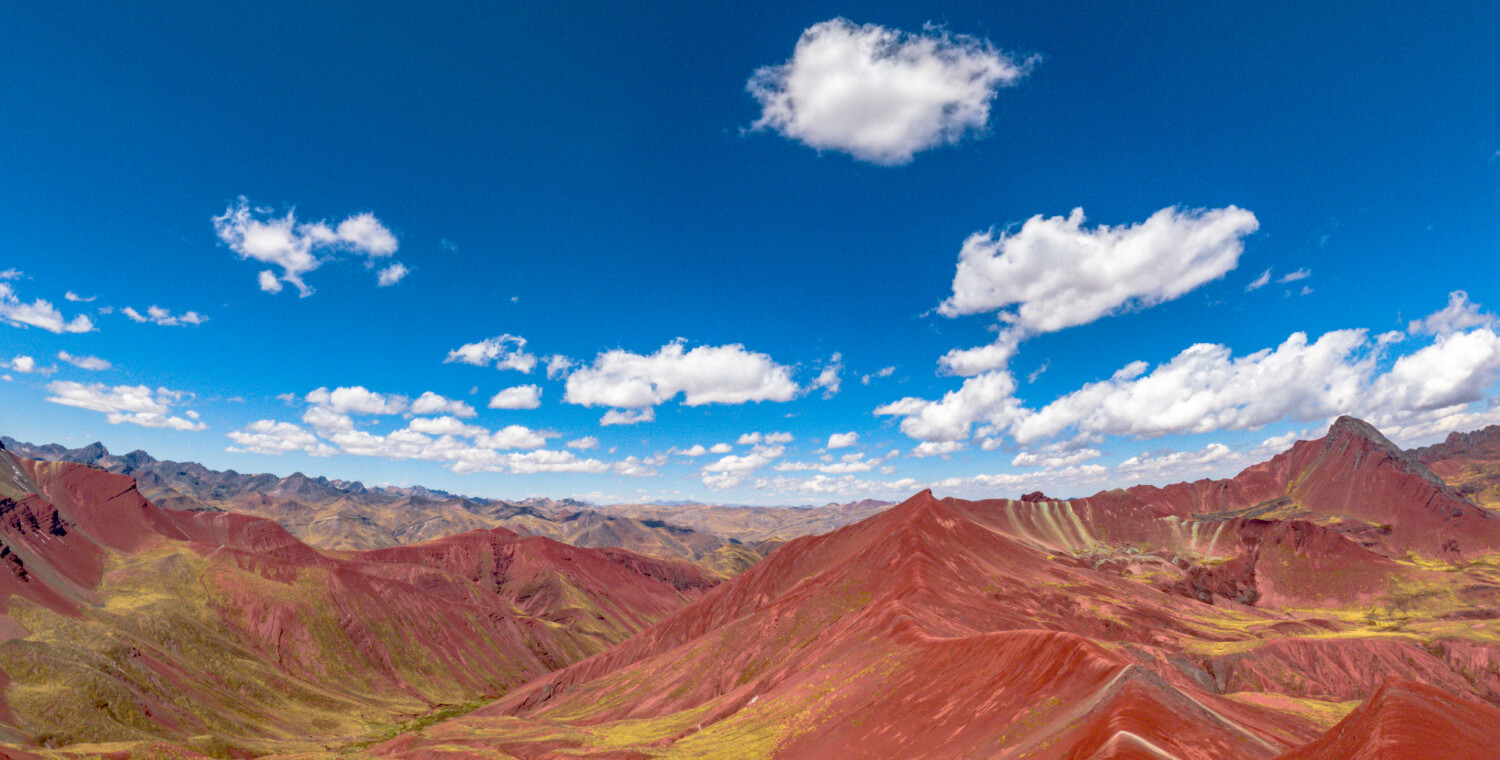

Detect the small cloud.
xmin=1245 ymin=268 xmax=1271 ymax=292
xmin=64 ymin=291 xmax=96 ymax=302
xmin=58 ymin=351 xmax=111 ymax=371
xmin=601 ymin=408 xmax=654 ymax=426
xmin=861 ymin=366 xmax=896 ymax=385
xmin=122 ymin=305 xmax=208 ymax=326
xmin=827 ymin=432 xmax=859 ymax=449
xmin=567 ymin=436 xmax=599 ymax=450
xmin=488 ymin=384 xmax=543 ymax=410
xmin=377 ymin=262 xmax=409 ymax=286
xmin=1277 ymin=268 xmax=1311 ymax=284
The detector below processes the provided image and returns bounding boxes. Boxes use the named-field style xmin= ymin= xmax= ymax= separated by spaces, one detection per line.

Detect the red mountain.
xmin=0 ymin=444 xmax=717 ymax=754
xmin=370 ymin=417 xmax=1500 ymax=759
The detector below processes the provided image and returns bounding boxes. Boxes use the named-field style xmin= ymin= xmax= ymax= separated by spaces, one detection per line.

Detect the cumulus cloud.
xmin=936 ymin=206 xmax=1259 ymax=375
xmin=564 ymin=340 xmax=799 ymax=411
xmin=489 ymin=384 xmax=542 ymax=410
xmin=57 ymin=351 xmax=110 ymax=371
xmin=0 ymin=282 xmax=95 ymax=333
xmin=212 ymin=196 xmax=401 ymax=296
xmin=912 ymin=440 xmax=966 ymax=457
xmin=567 ymin=436 xmax=599 ymax=450
xmin=121 ymin=305 xmax=208 ymax=326
xmin=827 ymin=432 xmax=859 ymax=449
xmin=445 ymin=334 xmax=537 ymax=372
xmin=377 ymin=262 xmax=409 ymax=286
xmin=305 ymin=386 xmax=408 ymax=415
xmin=701 ymin=444 xmax=786 ymax=489
xmin=747 ymin=18 xmax=1035 ymax=165
xmin=809 ymin=353 xmax=843 ymax=398
xmin=410 ymin=391 xmax=476 ymax=418
xmin=738 ymin=431 xmax=794 ymax=445
xmin=1408 ymin=290 xmax=1491 ymax=336
xmin=545 ymin=354 xmax=576 ymax=379
xmin=881 ymin=291 xmax=1500 ymax=455
xmin=45 ymin=381 xmax=206 ymax=431
xmin=4 ymin=356 xmax=53 ymax=374
xmin=1010 ymin=445 xmax=1101 ymax=469
xmin=752 ymin=474 xmax=920 ymax=498
xmin=600 ymin=408 xmax=655 ymax=426
xmin=227 ymin=421 xmax=336 ymax=456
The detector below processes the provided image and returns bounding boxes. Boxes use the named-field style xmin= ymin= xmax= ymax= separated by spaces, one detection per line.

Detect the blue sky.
xmin=2 ymin=2 xmax=1498 ymax=504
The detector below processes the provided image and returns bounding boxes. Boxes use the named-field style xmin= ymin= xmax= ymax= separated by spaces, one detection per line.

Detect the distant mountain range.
xmin=0 ymin=437 xmax=892 ymax=574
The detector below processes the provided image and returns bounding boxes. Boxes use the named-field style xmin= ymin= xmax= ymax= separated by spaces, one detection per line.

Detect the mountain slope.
xmin=0 ymin=444 xmax=716 ymax=756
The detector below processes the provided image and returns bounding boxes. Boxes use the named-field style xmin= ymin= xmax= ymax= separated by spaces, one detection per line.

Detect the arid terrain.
xmin=2 ymin=419 xmax=1500 ymax=759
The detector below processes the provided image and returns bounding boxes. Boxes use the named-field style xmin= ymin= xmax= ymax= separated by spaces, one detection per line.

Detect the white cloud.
xmin=564 ymin=339 xmax=799 ymax=411
xmin=809 ymin=353 xmax=843 ymax=398
xmin=0 ymin=269 xmax=21 ymax=280
xmin=1011 ymin=329 xmax=1373 ymax=445
xmin=1245 ymin=268 xmax=1271 ymax=292
xmin=212 ymin=197 xmax=399 ymax=296
xmin=121 ymin=305 xmax=208 ymax=326
xmin=677 ymin=444 xmax=711 ymax=457
xmin=862 ymin=366 xmax=896 ymax=385
xmin=752 ymin=474 xmax=920 ymax=498
xmin=227 ymin=420 xmax=336 ymax=456
xmin=738 ymin=431 xmax=794 ymax=445
xmin=876 ymin=370 xmax=1021 ymax=442
xmin=881 ymin=292 xmax=1500 ymax=455
xmin=0 ymin=282 xmax=95 ymax=334
xmin=545 ymin=354 xmax=576 ymax=379
xmin=407 ymin=415 xmax=487 ymax=437
xmin=912 ymin=440 xmax=966 ymax=457
xmin=5 ymin=356 xmax=50 ymax=374
xmin=936 ymin=206 xmax=1259 ymax=374
xmin=1010 ymin=445 xmax=1101 ymax=469
xmin=45 ymin=381 xmax=206 ymax=431
xmin=1277 ymin=268 xmax=1311 ymax=284
xmin=747 ymin=18 xmax=1035 ymax=165
xmin=1408 ymin=290 xmax=1491 ymax=336
xmin=302 ymin=405 xmax=354 ymax=434
xmin=377 ymin=262 xmax=409 ymax=286
xmin=614 ymin=456 xmax=660 ymax=478
xmin=827 ymin=432 xmax=859 ymax=449
xmin=489 ymin=384 xmax=542 ymax=410
xmin=410 ymin=391 xmax=476 ymax=418
xmin=710 ymin=442 xmax=733 ymax=454
xmin=601 ymin=408 xmax=655 ymax=426
xmin=305 ymin=386 xmax=408 ymax=415
xmin=567 ymin=436 xmax=599 ymax=450
xmin=64 ymin=291 xmax=96 ymax=302
xmin=445 ymin=334 xmax=537 ymax=372
xmin=701 ymin=444 xmax=786 ymax=489
xmin=774 ymin=450 xmax=885 ymax=475
xmin=57 ymin=351 xmax=110 ymax=371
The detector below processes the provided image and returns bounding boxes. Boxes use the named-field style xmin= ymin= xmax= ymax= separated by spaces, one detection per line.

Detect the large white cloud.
xmin=936 ymin=206 xmax=1259 ymax=375
xmin=879 ymin=292 xmax=1500 ymax=453
xmin=0 ymin=282 xmax=94 ymax=334
xmin=748 ymin=19 xmax=1035 ymax=165
xmin=212 ymin=197 xmax=403 ymax=296
xmin=564 ymin=340 xmax=799 ymax=411
xmin=45 ymin=381 xmax=206 ymax=431
xmin=445 ymin=334 xmax=537 ymax=372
